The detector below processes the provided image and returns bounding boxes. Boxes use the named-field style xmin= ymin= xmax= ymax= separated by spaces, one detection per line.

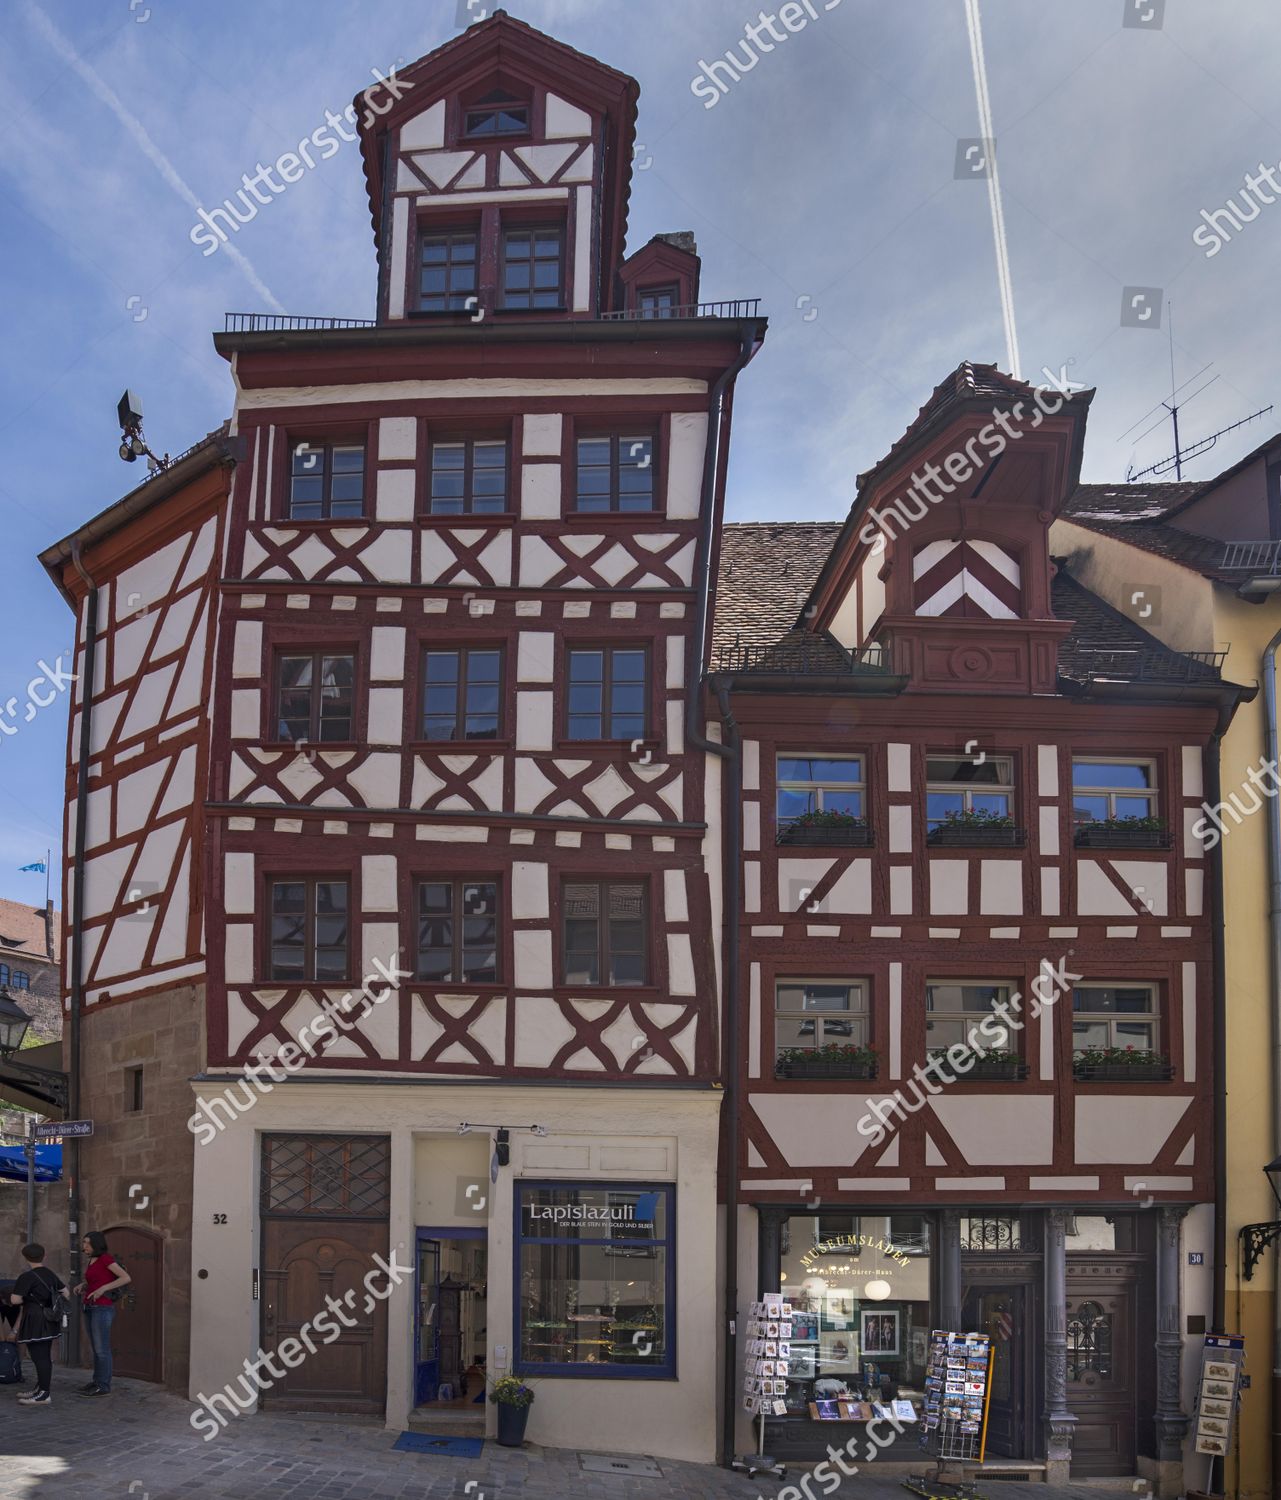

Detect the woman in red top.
xmin=71 ymin=1231 xmax=131 ymax=1396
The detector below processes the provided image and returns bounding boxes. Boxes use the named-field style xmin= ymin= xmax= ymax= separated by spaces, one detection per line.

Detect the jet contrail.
xmin=23 ymin=3 xmax=286 ymax=313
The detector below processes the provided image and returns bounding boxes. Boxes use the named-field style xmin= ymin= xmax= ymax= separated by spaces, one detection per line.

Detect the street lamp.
xmin=1239 ymin=1155 xmax=1281 ymax=1280
xmin=0 ymin=988 xmax=68 ymax=1110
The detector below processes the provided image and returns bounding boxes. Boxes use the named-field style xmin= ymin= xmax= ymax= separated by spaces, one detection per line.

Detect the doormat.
xmin=579 ymin=1454 xmax=663 ymax=1477
xmin=394 ymin=1432 xmax=484 ymax=1459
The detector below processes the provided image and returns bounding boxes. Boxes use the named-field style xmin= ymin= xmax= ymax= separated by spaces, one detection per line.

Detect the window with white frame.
xmin=1071 ymin=984 xmax=1159 ymax=1053
xmin=775 ymin=756 xmax=865 ymax=827
xmin=926 ymin=755 xmax=1015 ymax=829
xmin=1071 ymin=758 xmax=1158 ymax=823
xmin=924 ymin=981 xmax=1014 ymax=1052
xmin=775 ymin=980 xmax=867 ymax=1056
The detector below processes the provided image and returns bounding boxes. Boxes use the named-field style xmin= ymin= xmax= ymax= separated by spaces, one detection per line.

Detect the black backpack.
xmin=21 ymin=1268 xmax=68 ymax=1340
xmin=0 ymin=1341 xmax=22 ymax=1384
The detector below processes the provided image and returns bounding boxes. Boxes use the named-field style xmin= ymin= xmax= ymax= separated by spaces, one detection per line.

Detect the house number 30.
xmin=212 ymin=1213 xmax=228 ymax=1224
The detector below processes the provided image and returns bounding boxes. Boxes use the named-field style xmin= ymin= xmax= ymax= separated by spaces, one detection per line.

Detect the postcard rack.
xmin=903 ymin=1329 xmax=993 ymax=1500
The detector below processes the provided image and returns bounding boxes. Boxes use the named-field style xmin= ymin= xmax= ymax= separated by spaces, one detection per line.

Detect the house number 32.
xmin=212 ymin=1213 xmax=228 ymax=1224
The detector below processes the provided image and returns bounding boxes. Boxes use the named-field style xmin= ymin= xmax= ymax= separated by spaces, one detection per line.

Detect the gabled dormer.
xmin=356 ymin=10 xmax=639 ymax=324
xmin=806 ymin=362 xmax=1095 ymax=694
xmin=618 ymin=232 xmax=702 ymax=318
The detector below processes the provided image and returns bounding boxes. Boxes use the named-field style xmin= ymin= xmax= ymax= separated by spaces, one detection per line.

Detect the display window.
xmin=778 ymin=1212 xmax=932 ymax=1423
xmin=514 ymin=1182 xmax=675 ymax=1378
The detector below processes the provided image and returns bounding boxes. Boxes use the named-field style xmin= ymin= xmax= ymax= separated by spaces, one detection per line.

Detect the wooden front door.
xmin=962 ymin=1279 xmax=1034 ymax=1458
xmin=103 ymin=1225 xmax=163 ymax=1383
xmin=260 ymin=1219 xmax=388 ymax=1413
xmin=1065 ymin=1276 xmax=1137 ymax=1475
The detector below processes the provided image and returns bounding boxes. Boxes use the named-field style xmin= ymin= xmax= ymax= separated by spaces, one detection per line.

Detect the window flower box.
xmin=927 ymin=812 xmax=1025 ymax=849
xmin=776 ymin=1045 xmax=877 ymax=1081
xmin=1073 ymin=1047 xmax=1174 ymax=1082
xmin=777 ymin=813 xmax=874 ymax=848
xmin=1073 ymin=818 xmax=1170 ymax=850
xmin=929 ymin=1048 xmax=1027 ymax=1081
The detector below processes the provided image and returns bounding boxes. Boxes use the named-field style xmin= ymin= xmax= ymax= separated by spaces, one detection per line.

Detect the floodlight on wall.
xmin=116 ymin=389 xmax=170 ymax=472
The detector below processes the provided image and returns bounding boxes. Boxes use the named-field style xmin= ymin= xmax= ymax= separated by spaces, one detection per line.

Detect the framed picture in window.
xmin=818 ymin=1330 xmax=858 ymax=1370
xmin=860 ymin=1310 xmax=900 ymax=1357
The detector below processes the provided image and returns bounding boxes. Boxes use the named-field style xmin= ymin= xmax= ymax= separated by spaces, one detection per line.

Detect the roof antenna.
xmin=1122 ymin=304 xmax=1272 ymax=482
xmin=117 ymin=390 xmax=170 ymax=473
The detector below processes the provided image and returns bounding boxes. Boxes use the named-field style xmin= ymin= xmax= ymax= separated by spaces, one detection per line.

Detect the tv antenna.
xmin=1120 ymin=304 xmax=1272 ymax=482
xmin=117 ymin=389 xmax=170 ymax=473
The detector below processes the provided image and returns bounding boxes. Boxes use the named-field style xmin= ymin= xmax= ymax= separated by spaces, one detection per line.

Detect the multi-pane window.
xmin=502 ymin=227 xmax=563 ymax=309
xmin=1071 ymin=759 xmax=1158 ymax=823
xmin=268 ymin=877 xmax=349 ymax=982
xmin=775 ymin=980 xmax=867 ymax=1055
xmin=422 ymin=649 xmax=502 ymax=741
xmin=638 ymin=286 xmax=679 ymax=319
xmin=275 ymin=652 xmax=355 ymax=743
xmin=288 ymin=441 xmax=364 ymax=520
xmin=925 ymin=981 xmax=1013 ymax=1051
xmin=415 ymin=880 xmax=499 ymax=983
xmin=775 ymin=756 xmax=865 ymax=826
xmin=562 ymin=881 xmax=647 ymax=986
xmin=1072 ymin=984 xmax=1158 ymax=1052
xmin=419 ymin=231 xmax=478 ymax=312
xmin=464 ymin=95 xmax=529 ymax=137
xmin=566 ymin=647 xmax=647 ymax=740
xmin=11 ymin=971 xmax=28 ymax=991
xmin=926 ymin=755 xmax=1014 ymax=828
xmin=428 ymin=439 xmax=508 ymax=514
xmin=0 ymin=963 xmax=8 ymax=986
xmin=575 ymin=435 xmax=655 ymax=512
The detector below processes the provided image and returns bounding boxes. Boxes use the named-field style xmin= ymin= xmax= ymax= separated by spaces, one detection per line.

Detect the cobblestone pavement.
xmin=0 ymin=1370 xmax=1138 ymax=1499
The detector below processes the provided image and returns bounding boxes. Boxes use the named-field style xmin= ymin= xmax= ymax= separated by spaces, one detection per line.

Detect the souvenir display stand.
xmin=730 ymin=1294 xmax=788 ymax=1480
xmin=904 ymin=1329 xmax=994 ymax=1500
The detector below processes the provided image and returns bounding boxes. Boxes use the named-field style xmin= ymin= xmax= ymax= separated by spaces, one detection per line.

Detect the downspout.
xmin=67 ymin=540 xmax=99 ymax=1371
xmin=1261 ymin=626 xmax=1281 ymax=1490
xmin=683 ymin=321 xmax=757 ymax=1467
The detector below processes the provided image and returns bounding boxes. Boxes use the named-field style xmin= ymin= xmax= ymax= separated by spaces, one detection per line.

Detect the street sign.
xmin=33 ymin=1119 xmax=92 ymax=1139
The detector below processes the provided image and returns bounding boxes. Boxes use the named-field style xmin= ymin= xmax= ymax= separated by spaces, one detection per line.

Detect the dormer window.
xmin=420 ymin=229 xmax=478 ymax=312
xmin=502 ymin=226 xmax=563 ymax=309
xmin=464 ymin=90 xmax=529 ymax=138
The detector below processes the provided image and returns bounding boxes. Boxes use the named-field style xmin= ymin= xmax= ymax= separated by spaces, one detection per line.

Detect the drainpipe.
xmin=66 ymin=540 xmax=99 ymax=1370
xmin=683 ymin=322 xmax=758 ymax=1467
xmin=1261 ymin=626 xmax=1281 ymax=1489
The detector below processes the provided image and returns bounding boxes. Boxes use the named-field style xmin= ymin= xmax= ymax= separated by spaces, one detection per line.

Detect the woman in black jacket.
xmin=8 ymin=1243 xmax=66 ymax=1405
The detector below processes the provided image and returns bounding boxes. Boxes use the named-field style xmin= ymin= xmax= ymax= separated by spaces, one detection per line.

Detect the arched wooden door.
xmin=102 ymin=1225 xmax=164 ymax=1383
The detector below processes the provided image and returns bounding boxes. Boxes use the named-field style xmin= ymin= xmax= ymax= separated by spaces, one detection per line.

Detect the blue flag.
xmin=19 ymin=862 xmax=46 ymax=873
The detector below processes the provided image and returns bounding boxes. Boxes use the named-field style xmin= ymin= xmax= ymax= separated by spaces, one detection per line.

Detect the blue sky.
xmin=1 ymin=0 xmax=1279 ymax=905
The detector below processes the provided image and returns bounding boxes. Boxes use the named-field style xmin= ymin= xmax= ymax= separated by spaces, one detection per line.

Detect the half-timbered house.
xmin=708 ymin=363 xmax=1248 ymax=1493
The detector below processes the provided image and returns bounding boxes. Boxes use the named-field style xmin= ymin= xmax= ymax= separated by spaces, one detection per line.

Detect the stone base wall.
xmin=75 ymin=982 xmax=204 ymax=1392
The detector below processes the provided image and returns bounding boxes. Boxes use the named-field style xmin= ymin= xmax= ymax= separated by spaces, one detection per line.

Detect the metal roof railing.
xmin=1073 ymin=647 xmax=1226 ymax=682
xmin=224 ymin=313 xmax=378 ymax=333
xmin=1220 ymin=539 xmax=1281 ymax=576
xmin=711 ymin=640 xmax=891 ymax=675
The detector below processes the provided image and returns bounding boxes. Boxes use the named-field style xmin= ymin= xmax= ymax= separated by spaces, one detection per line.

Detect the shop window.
xmin=427 ymin=437 xmax=508 ymax=514
xmin=288 ymin=440 xmax=365 ymax=520
xmin=574 ymin=434 xmax=656 ymax=513
xmin=274 ymin=651 xmax=356 ymax=744
xmin=415 ymin=879 xmax=499 ymax=983
xmin=924 ymin=982 xmax=1014 ymax=1053
xmin=1071 ymin=983 xmax=1158 ymax=1053
xmin=267 ymin=876 xmax=349 ymax=982
xmin=776 ymin=1210 xmax=932 ymax=1424
xmin=514 ymin=1182 xmax=675 ymax=1378
xmin=561 ymin=881 xmax=647 ymax=986
xmin=421 ymin=648 xmax=503 ymax=741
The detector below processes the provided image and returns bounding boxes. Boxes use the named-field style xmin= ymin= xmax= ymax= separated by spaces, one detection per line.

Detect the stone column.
xmin=1042 ymin=1208 xmax=1076 ymax=1483
xmin=939 ymin=1208 xmax=962 ymax=1330
xmin=1153 ymin=1208 xmax=1191 ymax=1469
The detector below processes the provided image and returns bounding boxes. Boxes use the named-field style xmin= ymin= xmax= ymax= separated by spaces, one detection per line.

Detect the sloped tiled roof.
xmin=1064 ymin=482 xmax=1206 ymax=520
xmin=712 ymin=523 xmax=843 ymax=659
xmin=0 ymin=898 xmax=58 ymax=963
xmin=1051 ymin=568 xmax=1222 ymax=685
xmin=1060 ymin=482 xmax=1241 ymax=583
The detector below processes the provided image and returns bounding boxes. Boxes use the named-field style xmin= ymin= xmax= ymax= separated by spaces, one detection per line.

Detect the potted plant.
xmin=488 ymin=1374 xmax=536 ymax=1447
xmin=1073 ymin=1045 xmax=1174 ymax=1082
xmin=776 ymin=1042 xmax=878 ymax=1080
xmin=777 ymin=809 xmax=873 ymax=847
xmin=928 ymin=1045 xmax=1027 ymax=1080
xmin=1073 ymin=815 xmax=1169 ymax=849
xmin=927 ymin=809 xmax=1023 ymax=847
